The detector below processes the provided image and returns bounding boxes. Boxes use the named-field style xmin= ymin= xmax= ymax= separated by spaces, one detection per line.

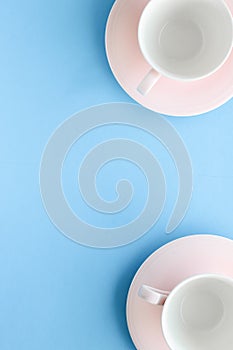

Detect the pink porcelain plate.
xmin=126 ymin=235 xmax=233 ymax=350
xmin=105 ymin=0 xmax=233 ymax=116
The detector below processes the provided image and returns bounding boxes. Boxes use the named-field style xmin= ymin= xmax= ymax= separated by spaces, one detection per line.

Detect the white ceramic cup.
xmin=137 ymin=0 xmax=233 ymax=95
xmin=138 ymin=274 xmax=233 ymax=350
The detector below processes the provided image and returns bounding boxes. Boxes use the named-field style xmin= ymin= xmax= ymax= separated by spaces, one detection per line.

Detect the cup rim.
xmin=138 ymin=0 xmax=233 ymax=82
xmin=161 ymin=273 xmax=233 ymax=349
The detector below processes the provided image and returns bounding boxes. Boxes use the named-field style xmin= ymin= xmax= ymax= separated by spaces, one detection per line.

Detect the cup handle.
xmin=137 ymin=69 xmax=161 ymax=95
xmin=138 ymin=284 xmax=170 ymax=305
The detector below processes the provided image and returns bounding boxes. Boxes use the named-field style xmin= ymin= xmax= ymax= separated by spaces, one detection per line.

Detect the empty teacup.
xmin=137 ymin=0 xmax=233 ymax=95
xmin=139 ymin=274 xmax=233 ymax=350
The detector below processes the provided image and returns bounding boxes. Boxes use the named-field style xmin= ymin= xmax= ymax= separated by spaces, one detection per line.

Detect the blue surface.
xmin=0 ymin=0 xmax=233 ymax=349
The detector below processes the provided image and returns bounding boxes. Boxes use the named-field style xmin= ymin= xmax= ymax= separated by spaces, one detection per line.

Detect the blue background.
xmin=1 ymin=0 xmax=233 ymax=349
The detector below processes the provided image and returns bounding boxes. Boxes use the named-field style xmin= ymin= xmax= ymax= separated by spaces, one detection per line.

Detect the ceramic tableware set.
xmin=105 ymin=0 xmax=233 ymax=349
xmin=40 ymin=0 xmax=233 ymax=349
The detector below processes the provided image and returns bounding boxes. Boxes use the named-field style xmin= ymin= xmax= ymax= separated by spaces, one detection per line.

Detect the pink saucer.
xmin=105 ymin=0 xmax=233 ymax=116
xmin=126 ymin=235 xmax=233 ymax=350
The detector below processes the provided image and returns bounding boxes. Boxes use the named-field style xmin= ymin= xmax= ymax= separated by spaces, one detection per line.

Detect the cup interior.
xmin=138 ymin=0 xmax=233 ymax=80
xmin=162 ymin=275 xmax=233 ymax=350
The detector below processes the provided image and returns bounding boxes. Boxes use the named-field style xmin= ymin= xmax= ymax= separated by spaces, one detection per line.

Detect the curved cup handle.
xmin=138 ymin=284 xmax=170 ymax=305
xmin=137 ymin=69 xmax=161 ymax=95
